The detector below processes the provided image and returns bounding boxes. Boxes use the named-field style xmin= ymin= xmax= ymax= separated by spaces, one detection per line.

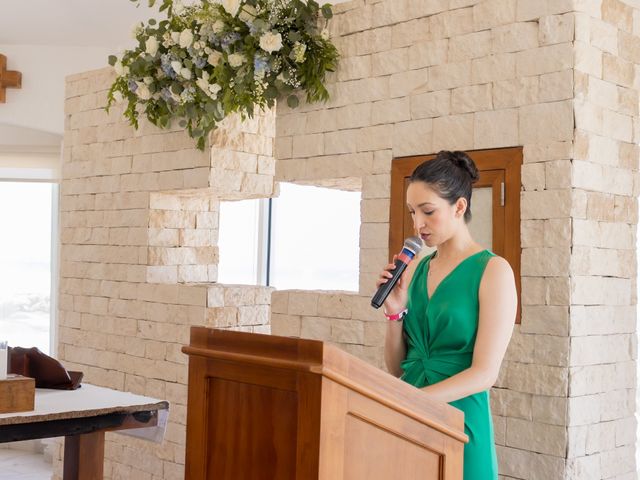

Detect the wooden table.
xmin=0 ymin=384 xmax=169 ymax=480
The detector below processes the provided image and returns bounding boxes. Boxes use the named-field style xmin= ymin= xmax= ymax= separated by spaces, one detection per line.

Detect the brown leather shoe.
xmin=8 ymin=347 xmax=83 ymax=390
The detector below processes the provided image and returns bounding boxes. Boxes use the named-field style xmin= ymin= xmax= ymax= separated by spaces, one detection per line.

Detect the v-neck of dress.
xmin=425 ymin=249 xmax=487 ymax=301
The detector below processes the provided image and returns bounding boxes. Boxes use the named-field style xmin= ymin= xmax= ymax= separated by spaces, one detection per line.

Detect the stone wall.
xmin=55 ymin=0 xmax=639 ymax=478
xmin=54 ymin=68 xmax=275 ymax=479
xmin=271 ymin=0 xmax=637 ymax=479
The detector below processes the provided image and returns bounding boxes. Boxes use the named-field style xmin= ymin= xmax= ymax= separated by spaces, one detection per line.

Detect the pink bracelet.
xmin=384 ymin=308 xmax=408 ymax=322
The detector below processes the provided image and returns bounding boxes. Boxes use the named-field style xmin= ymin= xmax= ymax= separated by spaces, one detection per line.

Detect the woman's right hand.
xmin=375 ymin=254 xmax=409 ymax=315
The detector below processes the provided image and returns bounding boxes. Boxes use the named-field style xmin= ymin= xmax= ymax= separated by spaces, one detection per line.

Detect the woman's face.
xmin=406 ymin=181 xmax=466 ymax=247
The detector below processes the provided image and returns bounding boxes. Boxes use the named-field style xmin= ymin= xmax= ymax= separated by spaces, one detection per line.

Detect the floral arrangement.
xmin=107 ymin=0 xmax=339 ymax=149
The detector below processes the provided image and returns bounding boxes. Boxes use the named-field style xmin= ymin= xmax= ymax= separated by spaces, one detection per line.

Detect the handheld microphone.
xmin=371 ymin=236 xmax=423 ymax=309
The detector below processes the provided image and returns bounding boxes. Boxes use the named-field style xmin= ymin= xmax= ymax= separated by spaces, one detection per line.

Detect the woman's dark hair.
xmin=409 ymin=150 xmax=479 ymax=223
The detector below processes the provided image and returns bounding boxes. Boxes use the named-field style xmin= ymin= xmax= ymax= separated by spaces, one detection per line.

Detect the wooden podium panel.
xmin=183 ymin=327 xmax=467 ymax=480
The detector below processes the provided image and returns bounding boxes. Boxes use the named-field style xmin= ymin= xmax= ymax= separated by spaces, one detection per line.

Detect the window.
xmin=269 ymin=183 xmax=360 ymax=291
xmin=217 ymin=198 xmax=266 ymax=285
xmin=390 ymin=147 xmax=522 ymax=322
xmin=0 ymin=181 xmax=56 ymax=354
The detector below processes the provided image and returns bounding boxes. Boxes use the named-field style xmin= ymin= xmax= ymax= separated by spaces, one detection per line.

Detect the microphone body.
xmin=371 ymin=237 xmax=422 ymax=309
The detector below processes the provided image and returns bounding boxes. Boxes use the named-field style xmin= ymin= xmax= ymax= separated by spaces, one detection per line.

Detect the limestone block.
xmin=324 ymin=130 xmax=358 ymax=155
xmin=505 ymin=417 xmax=567 ymax=456
xmin=408 ymin=39 xmax=449 ymax=70
xmin=603 ymin=53 xmax=634 ymax=88
xmin=270 ymin=314 xmax=301 ymax=337
xmin=471 ymin=53 xmax=517 ymax=83
xmin=146 ymin=266 xmax=178 ymax=284
xmin=356 ymin=27 xmax=392 ymax=55
xmin=335 ymin=4 xmax=372 ymax=36
xmin=300 ymin=316 xmax=331 ymax=340
xmin=292 ymin=133 xmax=324 ymax=158
xmin=449 ymin=31 xmax=491 ymax=62
xmin=507 ymin=361 xmax=568 ymax=396
xmin=516 ymin=43 xmax=573 ymax=77
xmin=371 ymin=97 xmax=411 ymax=125
xmin=392 ymin=119 xmax=433 ymax=157
xmin=521 ymin=190 xmax=572 ymax=219
xmin=428 ymin=8 xmax=475 ymax=38
xmin=571 ymin=276 xmax=631 ymax=305
xmin=335 ymin=103 xmax=373 ymax=130
xmin=357 ymin=125 xmax=393 ymax=152
xmin=532 ymin=395 xmax=567 ymax=425
xmin=618 ymin=86 xmax=639 ymax=117
xmin=432 ymin=114 xmax=474 ymax=151
xmin=473 ymin=0 xmax=517 ymax=30
xmin=428 ymin=62 xmax=472 ymax=91
xmin=602 ymin=109 xmax=633 ymax=143
xmin=410 ymin=91 xmax=451 ymax=119
xmin=362 ymin=174 xmax=391 ymax=200
xmin=371 ymin=48 xmax=409 ymax=77
xmin=590 ymin=18 xmax=619 ymax=55
xmin=491 ymin=388 xmax=533 ymax=420
xmin=491 ymin=22 xmax=539 ymax=53
xmin=602 ymin=0 xmax=633 ymax=33
xmin=493 ymin=76 xmax=539 ymax=108
xmin=409 ymin=0 xmax=449 ymax=18
xmin=570 ymin=334 xmax=634 ymax=366
xmin=529 ymin=452 xmax=566 ymax=480
xmin=361 ymin=199 xmax=390 ymax=223
xmin=585 ymin=191 xmax=615 ymax=222
xmin=474 ymin=109 xmax=519 ymax=149
xmin=545 ymin=160 xmax=572 ymax=189
xmin=288 ymin=291 xmax=319 ymax=316
xmin=539 ymin=14 xmax=575 ymax=46
xmin=496 ymin=445 xmax=532 ymax=479
xmin=364 ymin=321 xmax=387 ymax=346
xmin=337 ymin=55 xmax=372 ymax=82
xmin=574 ymin=41 xmax=603 ymax=78
xmin=452 ymin=84 xmax=493 ymax=114
xmin=521 ymin=220 xmax=544 ymax=248
xmin=391 ymin=18 xmax=430 ymax=49
xmin=519 ymin=101 xmax=573 ymax=143
xmin=543 ymin=218 xmax=571 ymax=247
xmin=360 ymin=223 xmax=390 ymax=249
xmin=373 ymin=150 xmax=392 ymax=174
xmin=539 ymin=70 xmax=573 ymax=103
xmin=331 ymin=319 xmax=364 ymax=344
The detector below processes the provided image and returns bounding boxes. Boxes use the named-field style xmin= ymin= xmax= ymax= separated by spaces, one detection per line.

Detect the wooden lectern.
xmin=183 ymin=327 xmax=467 ymax=480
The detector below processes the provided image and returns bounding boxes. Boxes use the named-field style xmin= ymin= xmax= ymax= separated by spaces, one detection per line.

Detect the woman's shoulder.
xmin=480 ymin=253 xmax=515 ymax=291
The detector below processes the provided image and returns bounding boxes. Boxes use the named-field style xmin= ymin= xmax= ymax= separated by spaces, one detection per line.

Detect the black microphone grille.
xmin=403 ymin=236 xmax=423 ymax=254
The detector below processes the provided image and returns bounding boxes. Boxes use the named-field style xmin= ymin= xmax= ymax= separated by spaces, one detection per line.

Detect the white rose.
xmin=207 ymin=51 xmax=222 ymax=66
xmin=228 ymin=53 xmax=246 ymax=67
xmin=221 ymin=0 xmax=241 ymax=17
xmin=259 ymin=31 xmax=283 ymax=53
xmin=114 ymin=60 xmax=125 ymax=76
xmin=209 ymin=83 xmax=222 ymax=96
xmin=211 ymin=20 xmax=225 ymax=34
xmin=171 ymin=60 xmax=183 ymax=74
xmin=180 ymin=67 xmax=192 ymax=80
xmin=171 ymin=31 xmax=181 ymax=44
xmin=179 ymin=29 xmax=194 ymax=48
xmin=136 ymin=83 xmax=151 ymax=100
xmin=145 ymin=36 xmax=159 ymax=56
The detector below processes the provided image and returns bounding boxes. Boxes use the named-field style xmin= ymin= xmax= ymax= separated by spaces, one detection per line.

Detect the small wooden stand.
xmin=0 ymin=375 xmax=35 ymax=414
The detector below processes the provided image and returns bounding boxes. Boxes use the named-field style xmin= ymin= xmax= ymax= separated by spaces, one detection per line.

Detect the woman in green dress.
xmin=376 ymin=150 xmax=517 ymax=479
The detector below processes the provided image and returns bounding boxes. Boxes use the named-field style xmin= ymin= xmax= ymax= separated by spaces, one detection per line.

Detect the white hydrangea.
xmin=259 ymin=31 xmax=283 ymax=53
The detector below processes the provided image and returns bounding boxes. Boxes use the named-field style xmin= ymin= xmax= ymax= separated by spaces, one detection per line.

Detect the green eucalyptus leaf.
xmin=108 ymin=55 xmax=117 ymax=66
xmin=287 ymin=94 xmax=299 ymax=108
xmin=321 ymin=4 xmax=333 ymax=19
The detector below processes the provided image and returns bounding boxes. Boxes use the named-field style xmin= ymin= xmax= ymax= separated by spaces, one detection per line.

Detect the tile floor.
xmin=0 ymin=449 xmax=52 ymax=480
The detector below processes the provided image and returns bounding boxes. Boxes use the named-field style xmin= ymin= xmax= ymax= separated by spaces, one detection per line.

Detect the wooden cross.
xmin=0 ymin=54 xmax=22 ymax=103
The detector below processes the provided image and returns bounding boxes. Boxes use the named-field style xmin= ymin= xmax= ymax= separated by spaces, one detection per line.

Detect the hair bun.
xmin=450 ymin=151 xmax=479 ymax=183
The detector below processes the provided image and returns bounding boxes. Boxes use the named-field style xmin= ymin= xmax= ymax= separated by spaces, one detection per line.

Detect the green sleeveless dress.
xmin=401 ymin=250 xmax=498 ymax=480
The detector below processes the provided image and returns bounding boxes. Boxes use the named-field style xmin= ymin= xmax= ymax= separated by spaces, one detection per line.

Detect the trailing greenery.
xmin=107 ymin=0 xmax=339 ymax=149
